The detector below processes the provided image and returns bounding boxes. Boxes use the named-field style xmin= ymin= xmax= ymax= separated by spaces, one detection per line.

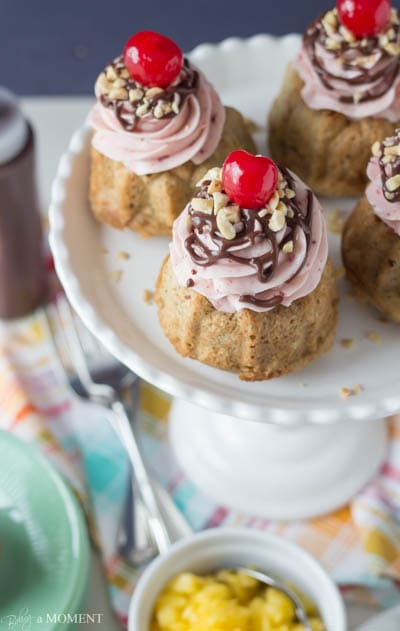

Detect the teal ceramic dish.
xmin=0 ymin=431 xmax=90 ymax=630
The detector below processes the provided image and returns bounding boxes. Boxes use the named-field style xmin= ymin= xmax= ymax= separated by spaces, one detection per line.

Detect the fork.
xmin=70 ymin=361 xmax=158 ymax=566
xmin=48 ymin=295 xmax=172 ymax=556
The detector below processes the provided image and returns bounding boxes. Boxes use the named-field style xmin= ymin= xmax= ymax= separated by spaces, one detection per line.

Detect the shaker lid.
xmin=0 ymin=88 xmax=29 ymax=165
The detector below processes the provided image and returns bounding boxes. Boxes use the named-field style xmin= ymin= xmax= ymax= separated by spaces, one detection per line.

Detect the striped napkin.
xmin=0 ymin=308 xmax=399 ymax=628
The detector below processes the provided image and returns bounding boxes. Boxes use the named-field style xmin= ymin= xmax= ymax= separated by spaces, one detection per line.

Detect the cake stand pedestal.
xmin=169 ymin=399 xmax=387 ymax=520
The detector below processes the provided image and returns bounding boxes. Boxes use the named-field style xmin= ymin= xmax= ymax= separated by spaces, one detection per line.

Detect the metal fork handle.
xmin=51 ymin=297 xmax=172 ymax=555
xmin=117 ymin=474 xmax=158 ymax=566
xmin=111 ymin=400 xmax=172 ymax=554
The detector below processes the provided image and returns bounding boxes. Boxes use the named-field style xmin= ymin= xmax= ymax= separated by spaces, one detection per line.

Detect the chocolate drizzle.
xmin=98 ymin=57 xmax=198 ymax=131
xmin=184 ymin=170 xmax=314 ymax=309
xmin=304 ymin=10 xmax=400 ymax=105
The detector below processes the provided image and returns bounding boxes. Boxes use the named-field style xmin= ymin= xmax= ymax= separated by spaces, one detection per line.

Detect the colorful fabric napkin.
xmin=0 ymin=307 xmax=399 ymax=628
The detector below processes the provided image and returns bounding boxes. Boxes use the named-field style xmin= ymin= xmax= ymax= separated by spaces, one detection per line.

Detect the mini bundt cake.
xmin=155 ymin=150 xmax=339 ymax=381
xmin=343 ymin=131 xmax=400 ymax=322
xmin=89 ymin=31 xmax=255 ymax=238
xmin=90 ymin=108 xmax=255 ymax=238
xmin=268 ymin=4 xmax=400 ymax=197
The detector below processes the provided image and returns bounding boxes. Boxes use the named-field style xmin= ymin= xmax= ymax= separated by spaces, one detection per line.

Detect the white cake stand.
xmin=49 ymin=35 xmax=397 ymax=520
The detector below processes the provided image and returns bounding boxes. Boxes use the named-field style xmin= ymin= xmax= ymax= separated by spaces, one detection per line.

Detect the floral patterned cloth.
xmin=0 ymin=308 xmax=399 ymax=627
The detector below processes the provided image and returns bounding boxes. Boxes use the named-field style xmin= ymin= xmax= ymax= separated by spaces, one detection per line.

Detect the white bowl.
xmin=129 ymin=528 xmax=346 ymax=631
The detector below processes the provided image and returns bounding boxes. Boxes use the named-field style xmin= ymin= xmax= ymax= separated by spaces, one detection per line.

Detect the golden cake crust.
xmin=155 ymin=256 xmax=339 ymax=381
xmin=268 ymin=65 xmax=397 ymax=197
xmin=342 ymin=195 xmax=400 ymax=322
xmin=89 ymin=106 xmax=256 ymax=238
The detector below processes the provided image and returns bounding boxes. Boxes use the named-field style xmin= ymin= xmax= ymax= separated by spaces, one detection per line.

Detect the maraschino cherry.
xmin=336 ymin=0 xmax=391 ymax=37
xmin=124 ymin=31 xmax=183 ymax=88
xmin=222 ymin=150 xmax=278 ymax=210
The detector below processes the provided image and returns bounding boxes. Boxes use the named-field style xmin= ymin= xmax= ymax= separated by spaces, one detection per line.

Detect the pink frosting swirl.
xmin=366 ymin=157 xmax=400 ymax=235
xmin=295 ymin=44 xmax=400 ymax=121
xmin=170 ymin=172 xmax=328 ymax=314
xmin=89 ymin=68 xmax=225 ymax=175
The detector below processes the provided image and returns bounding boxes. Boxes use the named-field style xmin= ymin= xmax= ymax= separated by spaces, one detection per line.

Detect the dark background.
xmin=1 ymin=0 xmax=325 ymax=95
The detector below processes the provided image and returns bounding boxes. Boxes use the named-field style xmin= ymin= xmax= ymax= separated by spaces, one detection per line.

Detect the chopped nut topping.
xmin=276 ymin=201 xmax=288 ymax=215
xmin=109 ymin=87 xmax=128 ymax=100
xmin=268 ymin=190 xmax=280 ymax=212
xmin=184 ymin=166 xmax=312 ymax=308
xmin=319 ymin=5 xmax=400 ymax=58
xmin=106 ymin=65 xmax=118 ymax=81
xmin=326 ymin=38 xmax=341 ymax=51
xmin=340 ymin=387 xmax=353 ymax=399
xmin=96 ymin=73 xmax=111 ymax=93
xmin=190 ymin=165 xmax=300 ymax=249
xmin=366 ymin=330 xmax=382 ymax=343
xmin=196 ymin=167 xmax=222 ymax=187
xmin=136 ymin=101 xmax=151 ymax=117
xmin=110 ymin=270 xmax=123 ymax=284
xmin=153 ymin=100 xmax=173 ymax=119
xmin=341 ymin=338 xmax=355 ymax=349
xmin=380 ymin=33 xmax=390 ymax=47
xmin=208 ymin=179 xmax=223 ymax=194
xmin=282 ymin=240 xmax=294 ymax=254
xmin=314 ymin=3 xmax=400 ymax=95
xmin=129 ymin=88 xmax=144 ymax=102
xmin=385 ymin=42 xmax=400 ymax=56
xmin=190 ymin=198 xmax=214 ymax=213
xmin=340 ymin=384 xmax=363 ymax=398
xmin=323 ymin=8 xmax=337 ymax=28
xmin=268 ymin=210 xmax=286 ymax=233
xmin=212 ymin=192 xmax=229 ymax=213
xmin=383 ymin=137 xmax=396 ymax=146
xmin=145 ymin=87 xmax=164 ymax=98
xmin=96 ymin=54 xmax=197 ymax=130
xmin=223 ymin=205 xmax=240 ymax=222
xmin=386 ymin=174 xmax=400 ymax=192
xmin=384 ymin=144 xmax=400 ymax=156
xmin=339 ymin=25 xmax=356 ymax=44
xmin=192 ymin=169 xmax=234 ymax=219
xmin=142 ymin=289 xmax=154 ymax=304
xmin=118 ymin=250 xmax=130 ymax=260
xmin=216 ymin=207 xmax=236 ymax=240
xmin=322 ymin=16 xmax=337 ymax=36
